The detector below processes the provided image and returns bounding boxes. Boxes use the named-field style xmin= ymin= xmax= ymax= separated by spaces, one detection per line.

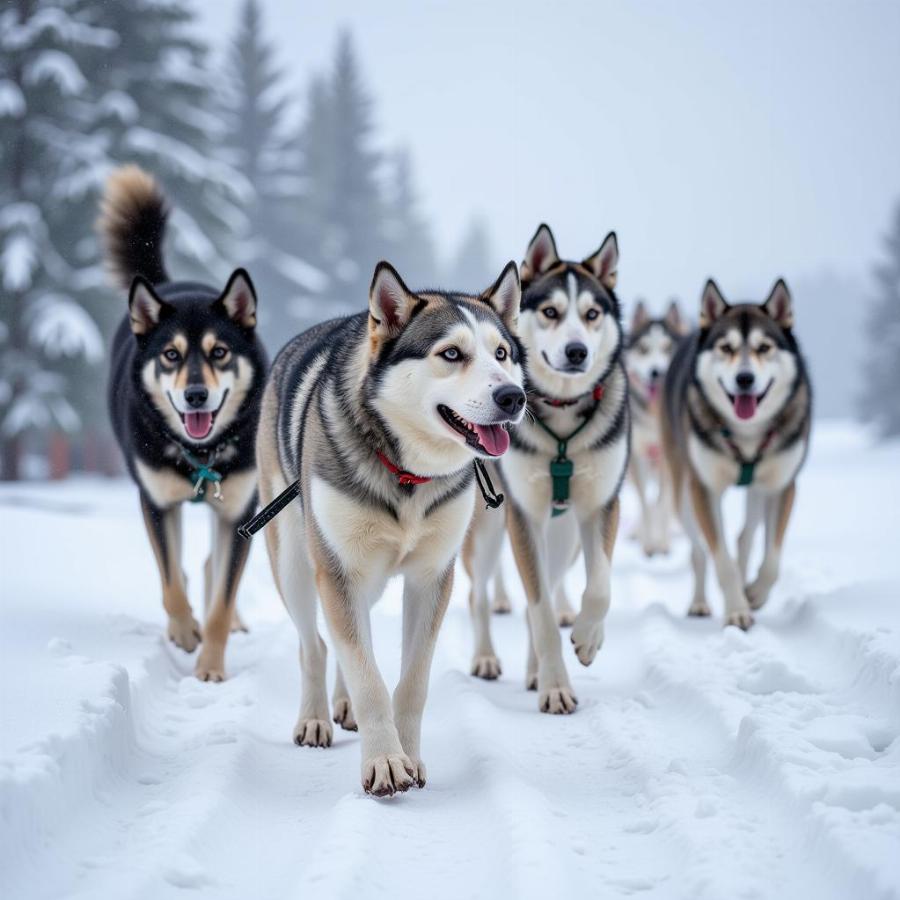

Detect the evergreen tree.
xmin=383 ymin=148 xmax=437 ymax=290
xmin=445 ymin=216 xmax=496 ymax=293
xmin=219 ymin=0 xmax=322 ymax=352
xmin=296 ymin=30 xmax=387 ymax=315
xmin=860 ymin=201 xmax=900 ymax=437
xmin=0 ymin=0 xmax=113 ymax=479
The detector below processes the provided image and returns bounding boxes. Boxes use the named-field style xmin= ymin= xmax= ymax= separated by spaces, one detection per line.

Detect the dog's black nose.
xmin=184 ymin=385 xmax=209 ymax=408
xmin=565 ymin=342 xmax=588 ymax=365
xmin=493 ymin=384 xmax=526 ymax=416
xmin=735 ymin=371 xmax=755 ymax=391
xmin=650 ymin=367 xmax=660 ymax=381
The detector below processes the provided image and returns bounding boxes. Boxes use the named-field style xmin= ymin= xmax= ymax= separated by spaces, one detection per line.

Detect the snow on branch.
xmin=27 ymin=294 xmax=103 ymax=363
xmin=24 ymin=51 xmax=87 ymax=96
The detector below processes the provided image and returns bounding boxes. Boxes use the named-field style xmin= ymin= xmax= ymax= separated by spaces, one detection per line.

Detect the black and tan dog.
xmin=256 ymin=260 xmax=525 ymax=795
xmin=464 ymin=224 xmax=629 ymax=714
xmin=102 ymin=166 xmax=267 ymax=680
xmin=661 ymin=279 xmax=811 ymax=629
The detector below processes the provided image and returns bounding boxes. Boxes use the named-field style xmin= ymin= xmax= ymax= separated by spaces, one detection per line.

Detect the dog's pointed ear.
xmin=630 ymin=299 xmax=650 ymax=333
xmin=664 ymin=299 xmax=687 ymax=335
xmin=369 ymin=261 xmax=419 ymax=339
xmin=521 ymin=224 xmax=559 ymax=282
xmin=699 ymin=279 xmax=729 ymax=329
xmin=763 ymin=278 xmax=793 ymax=329
xmin=216 ymin=268 xmax=258 ymax=329
xmin=582 ymin=231 xmax=619 ymax=290
xmin=128 ymin=276 xmax=172 ymax=336
xmin=482 ymin=261 xmax=520 ymax=331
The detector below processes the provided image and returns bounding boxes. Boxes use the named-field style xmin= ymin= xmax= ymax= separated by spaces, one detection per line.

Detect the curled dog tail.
xmin=98 ymin=164 xmax=170 ymax=289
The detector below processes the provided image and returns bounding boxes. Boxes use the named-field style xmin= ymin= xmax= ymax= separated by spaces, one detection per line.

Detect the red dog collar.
xmin=376 ymin=450 xmax=432 ymax=486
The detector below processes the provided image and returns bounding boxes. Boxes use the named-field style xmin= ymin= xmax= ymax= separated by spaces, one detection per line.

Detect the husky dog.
xmin=464 ymin=224 xmax=629 ymax=713
xmin=256 ymin=260 xmax=525 ymax=796
xmin=625 ymin=300 xmax=686 ymax=556
xmin=661 ymin=279 xmax=811 ymax=629
xmin=102 ymin=166 xmax=267 ymax=681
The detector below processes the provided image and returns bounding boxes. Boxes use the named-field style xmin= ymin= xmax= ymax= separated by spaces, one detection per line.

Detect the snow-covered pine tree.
xmin=0 ymin=0 xmax=114 ymax=479
xmin=445 ymin=216 xmax=497 ymax=293
xmin=219 ymin=0 xmax=323 ymax=352
xmin=860 ymin=201 xmax=900 ymax=437
xmin=296 ymin=30 xmax=388 ymax=316
xmin=383 ymin=148 xmax=437 ymax=290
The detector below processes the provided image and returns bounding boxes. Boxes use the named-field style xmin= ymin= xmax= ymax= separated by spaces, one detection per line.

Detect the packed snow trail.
xmin=1 ymin=423 xmax=898 ymax=900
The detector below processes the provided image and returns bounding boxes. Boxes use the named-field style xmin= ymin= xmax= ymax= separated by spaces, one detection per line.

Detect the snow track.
xmin=1 ymin=424 xmax=898 ymax=899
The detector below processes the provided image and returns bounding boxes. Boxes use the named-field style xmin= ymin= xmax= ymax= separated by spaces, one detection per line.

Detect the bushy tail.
xmin=98 ymin=165 xmax=170 ymax=289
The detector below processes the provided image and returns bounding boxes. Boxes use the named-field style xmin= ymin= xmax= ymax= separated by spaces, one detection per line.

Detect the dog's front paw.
xmin=332 ymin=697 xmax=357 ymax=731
xmin=362 ymin=753 xmax=416 ymax=797
xmin=293 ymin=717 xmax=333 ymax=748
xmin=570 ymin=614 xmax=604 ymax=666
xmin=471 ymin=654 xmax=502 ymax=680
xmin=687 ymin=598 xmax=711 ymax=617
xmin=409 ymin=758 xmax=427 ymax=789
xmin=557 ymin=609 xmax=577 ymax=628
xmin=525 ymin=670 xmax=538 ymax=691
xmin=724 ymin=609 xmax=754 ymax=630
xmin=195 ymin=650 xmax=226 ymax=683
xmin=168 ymin=614 xmax=201 ymax=652
xmin=539 ymin=684 xmax=578 ymax=714
xmin=745 ymin=580 xmax=770 ymax=611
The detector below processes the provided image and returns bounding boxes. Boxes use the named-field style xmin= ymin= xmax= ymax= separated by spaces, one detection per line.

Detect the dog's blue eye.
xmin=585 ymin=309 xmax=599 ymax=321
xmin=440 ymin=347 xmax=461 ymax=362
xmin=163 ymin=349 xmax=180 ymax=362
xmin=211 ymin=346 xmax=228 ymax=360
xmin=495 ymin=346 xmax=508 ymax=362
xmin=542 ymin=307 xmax=558 ymax=319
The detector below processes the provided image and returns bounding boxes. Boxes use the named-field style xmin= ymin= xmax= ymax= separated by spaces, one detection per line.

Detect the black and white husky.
xmin=102 ymin=166 xmax=267 ymax=681
xmin=625 ymin=300 xmax=686 ymax=556
xmin=661 ymin=279 xmax=811 ymax=629
xmin=464 ymin=224 xmax=629 ymax=714
xmin=255 ymin=261 xmax=526 ymax=796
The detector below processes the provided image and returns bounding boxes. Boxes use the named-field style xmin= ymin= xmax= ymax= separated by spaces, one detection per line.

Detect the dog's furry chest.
xmin=309 ymin=476 xmax=475 ymax=577
xmin=630 ymin=402 xmax=662 ymax=461
xmin=688 ymin=432 xmax=808 ymax=494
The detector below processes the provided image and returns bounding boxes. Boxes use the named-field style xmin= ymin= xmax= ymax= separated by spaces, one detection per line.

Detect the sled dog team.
xmin=102 ymin=166 xmax=811 ymax=796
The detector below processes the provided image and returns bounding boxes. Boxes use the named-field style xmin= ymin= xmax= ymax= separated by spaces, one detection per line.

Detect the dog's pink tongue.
xmin=647 ymin=382 xmax=660 ymax=402
xmin=185 ymin=411 xmax=213 ymax=439
xmin=734 ymin=394 xmax=757 ymax=420
xmin=474 ymin=424 xmax=510 ymax=457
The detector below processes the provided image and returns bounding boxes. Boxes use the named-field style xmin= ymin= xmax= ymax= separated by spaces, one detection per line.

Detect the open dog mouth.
xmin=437 ymin=404 xmax=511 ymax=457
xmin=542 ymin=351 xmax=586 ymax=375
xmin=168 ymin=390 xmax=229 ymax=440
xmin=720 ymin=380 xmax=772 ymax=421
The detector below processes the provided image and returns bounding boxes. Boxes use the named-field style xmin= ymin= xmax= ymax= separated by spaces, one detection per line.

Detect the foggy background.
xmin=2 ymin=0 xmax=899 ymax=478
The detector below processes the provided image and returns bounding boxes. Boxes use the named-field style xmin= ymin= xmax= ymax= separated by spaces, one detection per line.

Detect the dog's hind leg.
xmin=507 ymin=500 xmax=576 ymax=714
xmin=746 ymin=482 xmax=796 ymax=611
xmin=463 ymin=503 xmax=505 ymax=680
xmin=195 ymin=500 xmax=253 ymax=682
xmin=572 ymin=497 xmax=618 ymax=667
xmin=491 ymin=569 xmax=512 ymax=614
xmin=392 ymin=563 xmax=455 ymax=788
xmin=140 ymin=495 xmax=201 ymax=652
xmin=332 ymin=664 xmax=357 ymax=731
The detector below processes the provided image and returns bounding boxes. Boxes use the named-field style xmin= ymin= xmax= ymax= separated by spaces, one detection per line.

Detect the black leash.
xmin=238 ymin=459 xmax=504 ymax=541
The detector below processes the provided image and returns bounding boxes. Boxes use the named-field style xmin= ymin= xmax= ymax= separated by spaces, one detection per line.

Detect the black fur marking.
xmin=423 ymin=469 xmax=474 ymax=519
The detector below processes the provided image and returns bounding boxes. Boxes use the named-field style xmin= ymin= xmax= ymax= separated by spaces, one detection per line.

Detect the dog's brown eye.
xmin=718 ymin=343 xmax=735 ymax=355
xmin=585 ymin=309 xmax=599 ymax=321
xmin=163 ymin=348 xmax=180 ymax=363
xmin=440 ymin=347 xmax=461 ymax=362
xmin=542 ymin=307 xmax=558 ymax=319
xmin=757 ymin=342 xmax=772 ymax=355
xmin=495 ymin=346 xmax=508 ymax=362
xmin=210 ymin=345 xmax=228 ymax=360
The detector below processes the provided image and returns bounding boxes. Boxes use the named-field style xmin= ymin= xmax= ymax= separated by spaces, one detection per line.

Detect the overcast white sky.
xmin=198 ymin=0 xmax=900 ymax=309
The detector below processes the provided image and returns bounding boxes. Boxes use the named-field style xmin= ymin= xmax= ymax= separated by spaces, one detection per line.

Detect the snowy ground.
xmin=1 ymin=422 xmax=898 ymax=900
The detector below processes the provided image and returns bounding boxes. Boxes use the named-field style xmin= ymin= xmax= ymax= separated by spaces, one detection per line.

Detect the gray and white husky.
xmin=625 ymin=300 xmax=686 ymax=556
xmin=661 ymin=279 xmax=811 ymax=629
xmin=464 ymin=224 xmax=629 ymax=714
xmin=255 ymin=261 xmax=526 ymax=796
